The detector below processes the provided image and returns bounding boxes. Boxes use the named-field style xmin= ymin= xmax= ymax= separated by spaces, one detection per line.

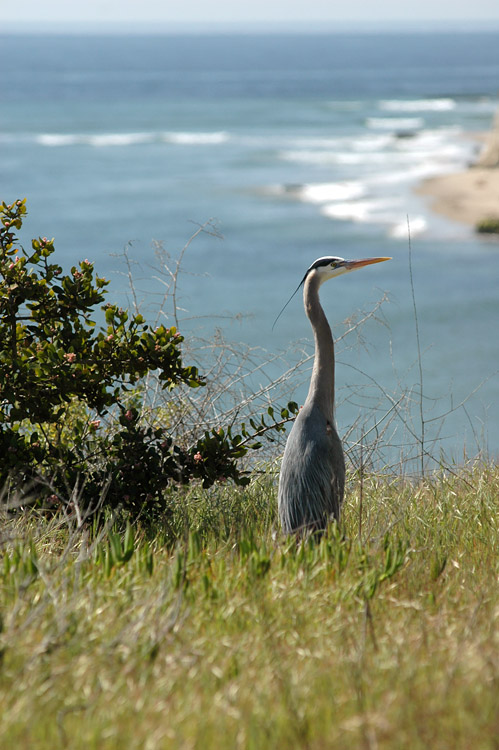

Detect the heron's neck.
xmin=303 ymin=273 xmax=335 ymax=418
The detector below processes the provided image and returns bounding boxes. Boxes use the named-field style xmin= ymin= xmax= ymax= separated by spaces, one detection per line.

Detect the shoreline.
xmin=417 ymin=167 xmax=499 ymax=226
xmin=416 ymin=122 xmax=499 ymax=227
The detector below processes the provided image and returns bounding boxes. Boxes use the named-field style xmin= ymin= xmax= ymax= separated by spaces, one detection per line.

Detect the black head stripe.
xmin=306 ymin=256 xmax=344 ymax=275
xmin=273 ymin=256 xmax=344 ymax=331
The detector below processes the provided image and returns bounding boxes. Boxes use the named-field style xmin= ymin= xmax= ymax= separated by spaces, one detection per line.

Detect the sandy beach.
xmin=417 ymin=120 xmax=499 ymax=227
xmin=417 ymin=167 xmax=499 ymax=226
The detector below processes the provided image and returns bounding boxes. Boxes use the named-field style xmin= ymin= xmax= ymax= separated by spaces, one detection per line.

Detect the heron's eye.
xmin=330 ymin=261 xmax=337 ymax=268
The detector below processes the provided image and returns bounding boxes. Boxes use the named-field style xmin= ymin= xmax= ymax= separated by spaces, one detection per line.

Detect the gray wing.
xmin=278 ymin=403 xmax=345 ymax=534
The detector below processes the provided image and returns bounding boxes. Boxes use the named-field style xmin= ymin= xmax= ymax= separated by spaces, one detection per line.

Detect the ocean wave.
xmin=320 ymin=198 xmax=399 ymax=223
xmin=91 ymin=133 xmax=155 ymax=147
xmin=267 ymin=180 xmax=368 ymax=207
xmin=390 ymin=217 xmax=427 ymax=239
xmin=379 ymin=98 xmax=456 ymax=112
xmin=367 ymin=162 xmax=455 ymax=187
xmin=33 ymin=130 xmax=230 ymax=147
xmin=454 ymin=98 xmax=498 ymax=114
xmin=395 ymin=128 xmax=463 ymax=151
xmin=36 ymin=134 xmax=84 ymax=147
xmin=285 ymin=134 xmax=393 ymax=152
xmin=366 ymin=117 xmax=425 ymax=131
xmin=279 ymin=148 xmax=429 ymax=166
xmin=36 ymin=132 xmax=155 ymax=147
xmin=161 ymin=131 xmax=230 ymax=145
xmin=320 ymin=199 xmax=428 ymax=238
xmin=278 ymin=149 xmax=365 ymax=166
xmin=299 ymin=181 xmax=367 ymax=203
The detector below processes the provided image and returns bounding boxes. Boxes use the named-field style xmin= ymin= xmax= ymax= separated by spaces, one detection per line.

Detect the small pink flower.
xmin=193 ymin=451 xmax=203 ymax=463
xmin=90 ymin=420 xmax=101 ymax=430
xmin=124 ymin=410 xmax=134 ymax=421
xmin=64 ymin=352 xmax=77 ymax=363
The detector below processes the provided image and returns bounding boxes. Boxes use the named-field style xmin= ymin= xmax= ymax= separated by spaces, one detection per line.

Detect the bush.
xmin=476 ymin=216 xmax=499 ymax=234
xmin=0 ymin=200 xmax=297 ymax=520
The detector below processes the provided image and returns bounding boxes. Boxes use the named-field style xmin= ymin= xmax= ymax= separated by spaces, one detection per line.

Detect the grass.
xmin=1 ymin=463 xmax=498 ymax=749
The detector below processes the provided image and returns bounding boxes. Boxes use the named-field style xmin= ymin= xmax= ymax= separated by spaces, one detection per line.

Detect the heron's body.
xmin=278 ymin=400 xmax=345 ymax=534
xmin=277 ymin=254 xmax=390 ymax=536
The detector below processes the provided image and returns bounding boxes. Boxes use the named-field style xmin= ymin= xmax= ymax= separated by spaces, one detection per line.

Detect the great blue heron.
xmin=277 ymin=255 xmax=390 ymax=535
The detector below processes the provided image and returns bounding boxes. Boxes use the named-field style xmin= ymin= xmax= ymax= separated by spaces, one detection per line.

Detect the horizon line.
xmin=3 ymin=19 xmax=499 ymax=35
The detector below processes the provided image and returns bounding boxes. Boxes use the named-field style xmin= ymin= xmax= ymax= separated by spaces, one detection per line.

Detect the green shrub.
xmin=476 ymin=216 xmax=499 ymax=234
xmin=0 ymin=200 xmax=297 ymax=519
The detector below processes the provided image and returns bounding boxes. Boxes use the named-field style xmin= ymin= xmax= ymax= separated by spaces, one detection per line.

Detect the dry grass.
xmin=1 ymin=463 xmax=498 ymax=749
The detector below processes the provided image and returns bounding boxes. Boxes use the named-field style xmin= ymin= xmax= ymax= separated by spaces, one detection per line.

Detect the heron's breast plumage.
xmin=278 ymin=403 xmax=345 ymax=533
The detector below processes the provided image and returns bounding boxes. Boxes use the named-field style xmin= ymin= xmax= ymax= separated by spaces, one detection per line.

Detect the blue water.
xmin=1 ymin=31 xmax=499 ymax=466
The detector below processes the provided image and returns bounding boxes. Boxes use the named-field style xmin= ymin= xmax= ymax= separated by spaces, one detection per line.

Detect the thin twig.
xmin=407 ymin=216 xmax=425 ymax=476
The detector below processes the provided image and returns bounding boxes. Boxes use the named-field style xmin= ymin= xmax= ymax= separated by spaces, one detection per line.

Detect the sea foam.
xmin=366 ymin=117 xmax=425 ymax=130
xmin=379 ymin=98 xmax=456 ymax=112
xmin=299 ymin=182 xmax=366 ymax=203
xmin=34 ymin=131 xmax=229 ymax=147
xmin=162 ymin=131 xmax=229 ymax=145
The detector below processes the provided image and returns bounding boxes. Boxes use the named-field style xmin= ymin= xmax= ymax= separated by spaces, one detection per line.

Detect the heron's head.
xmin=272 ymin=254 xmax=391 ymax=330
xmin=304 ymin=255 xmax=391 ymax=286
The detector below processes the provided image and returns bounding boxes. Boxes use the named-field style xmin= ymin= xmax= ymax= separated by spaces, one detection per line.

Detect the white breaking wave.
xmin=379 ymin=98 xmax=456 ymax=112
xmin=367 ymin=162 xmax=457 ymax=187
xmin=390 ymin=217 xmax=428 ymax=238
xmin=282 ymin=133 xmax=393 ymax=153
xmin=279 ymin=149 xmax=429 ymax=166
xmin=321 ymin=198 xmax=399 ymax=223
xmin=34 ymin=130 xmax=230 ymax=147
xmin=350 ymin=134 xmax=393 ymax=151
xmin=37 ymin=134 xmax=83 ymax=146
xmin=36 ymin=132 xmax=155 ymax=147
xmin=274 ymin=115 xmax=473 ymax=241
xmin=366 ymin=117 xmax=424 ymax=130
xmin=320 ymin=198 xmax=428 ymax=238
xmin=162 ymin=131 xmax=230 ymax=145
xmin=299 ymin=181 xmax=367 ymax=203
xmin=90 ymin=133 xmax=154 ymax=147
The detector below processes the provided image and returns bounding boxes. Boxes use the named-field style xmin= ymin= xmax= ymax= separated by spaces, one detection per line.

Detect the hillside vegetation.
xmin=1 ymin=464 xmax=498 ymax=749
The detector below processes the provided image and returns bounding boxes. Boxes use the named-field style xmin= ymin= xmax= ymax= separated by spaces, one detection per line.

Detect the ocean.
xmin=1 ymin=31 xmax=499 ymax=467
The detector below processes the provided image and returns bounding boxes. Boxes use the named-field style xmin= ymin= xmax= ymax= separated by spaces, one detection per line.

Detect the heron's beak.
xmin=343 ymin=256 xmax=391 ymax=270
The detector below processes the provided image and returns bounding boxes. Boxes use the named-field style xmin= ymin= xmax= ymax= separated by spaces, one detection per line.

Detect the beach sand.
xmin=417 ymin=119 xmax=499 ymax=227
xmin=417 ymin=168 xmax=499 ymax=227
